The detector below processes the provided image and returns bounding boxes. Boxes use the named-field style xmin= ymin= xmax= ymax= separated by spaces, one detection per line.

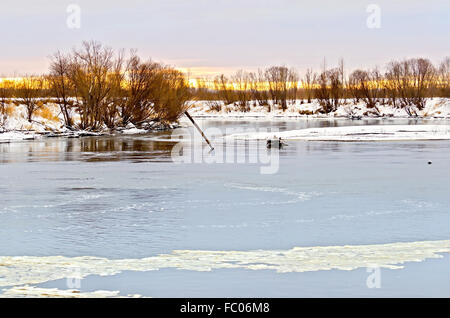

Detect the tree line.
xmin=1 ymin=47 xmax=450 ymax=131
xmin=0 ymin=41 xmax=191 ymax=130
xmin=192 ymin=57 xmax=450 ymax=114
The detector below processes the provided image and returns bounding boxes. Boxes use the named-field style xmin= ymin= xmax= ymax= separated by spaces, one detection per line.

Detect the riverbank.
xmin=226 ymin=125 xmax=450 ymax=142
xmin=0 ymin=103 xmax=179 ymax=142
xmin=188 ymin=98 xmax=450 ymax=120
xmin=0 ymin=124 xmax=178 ymax=143
xmin=2 ymin=98 xmax=450 ymax=143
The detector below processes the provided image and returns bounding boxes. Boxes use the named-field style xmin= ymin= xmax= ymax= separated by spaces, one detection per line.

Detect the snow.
xmin=0 ymin=286 xmax=142 ymax=298
xmin=119 ymin=123 xmax=148 ymax=135
xmin=187 ymin=98 xmax=450 ymax=119
xmin=226 ymin=125 xmax=450 ymax=141
xmin=0 ymin=102 xmax=157 ymax=141
xmin=0 ymin=131 xmax=40 ymax=142
xmin=1 ymin=99 xmax=450 ymax=142
xmin=1 ymin=239 xmax=449 ymax=290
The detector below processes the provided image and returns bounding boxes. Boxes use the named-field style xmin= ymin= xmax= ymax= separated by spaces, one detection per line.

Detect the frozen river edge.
xmin=226 ymin=125 xmax=450 ymax=142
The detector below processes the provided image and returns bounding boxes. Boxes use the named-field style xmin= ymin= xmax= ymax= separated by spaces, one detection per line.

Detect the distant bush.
xmin=299 ymin=110 xmax=314 ymax=115
xmin=206 ymin=101 xmax=222 ymax=112
xmin=188 ymin=56 xmax=450 ymax=112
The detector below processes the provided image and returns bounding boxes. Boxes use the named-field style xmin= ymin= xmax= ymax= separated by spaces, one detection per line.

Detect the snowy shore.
xmin=226 ymin=125 xmax=450 ymax=142
xmin=2 ymin=98 xmax=450 ymax=143
xmin=188 ymin=98 xmax=450 ymax=120
xmin=0 ymin=103 xmax=177 ymax=142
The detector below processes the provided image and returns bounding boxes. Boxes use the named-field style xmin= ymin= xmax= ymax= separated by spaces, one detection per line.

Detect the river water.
xmin=1 ymin=118 xmax=449 ymax=297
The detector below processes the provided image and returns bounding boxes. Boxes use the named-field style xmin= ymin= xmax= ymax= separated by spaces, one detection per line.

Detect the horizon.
xmin=0 ymin=0 xmax=448 ymax=77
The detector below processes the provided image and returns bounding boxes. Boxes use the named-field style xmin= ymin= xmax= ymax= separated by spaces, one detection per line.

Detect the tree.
xmin=385 ymin=58 xmax=435 ymax=109
xmin=248 ymin=69 xmax=269 ymax=109
xmin=68 ymin=41 xmax=117 ymax=130
xmin=0 ymin=80 xmax=12 ymax=128
xmin=48 ymin=51 xmax=74 ymax=127
xmin=232 ymin=70 xmax=251 ymax=112
xmin=287 ymin=67 xmax=299 ymax=106
xmin=314 ymin=67 xmax=343 ymax=113
xmin=349 ymin=68 xmax=382 ymax=109
xmin=150 ymin=68 xmax=191 ymax=123
xmin=265 ymin=66 xmax=290 ymax=111
xmin=302 ymin=68 xmax=315 ymax=103
xmin=410 ymin=58 xmax=435 ymax=109
xmin=213 ymin=74 xmax=237 ymax=105
xmin=438 ymin=57 xmax=450 ymax=97
xmin=314 ymin=70 xmax=333 ymax=113
xmin=16 ymin=76 xmax=44 ymax=123
xmin=328 ymin=67 xmax=344 ymax=109
xmin=119 ymin=54 xmax=160 ymax=125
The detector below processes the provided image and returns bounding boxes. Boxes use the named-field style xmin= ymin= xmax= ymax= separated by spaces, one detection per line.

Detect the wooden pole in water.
xmin=184 ymin=111 xmax=214 ymax=151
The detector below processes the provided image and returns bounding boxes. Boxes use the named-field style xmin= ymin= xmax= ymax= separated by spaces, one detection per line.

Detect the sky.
xmin=0 ymin=0 xmax=448 ymax=77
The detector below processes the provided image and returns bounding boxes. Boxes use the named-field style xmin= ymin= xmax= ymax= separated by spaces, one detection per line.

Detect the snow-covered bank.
xmin=0 ymin=103 xmax=177 ymax=142
xmin=227 ymin=125 xmax=450 ymax=142
xmin=188 ymin=98 xmax=450 ymax=120
xmin=0 ymin=131 xmax=38 ymax=142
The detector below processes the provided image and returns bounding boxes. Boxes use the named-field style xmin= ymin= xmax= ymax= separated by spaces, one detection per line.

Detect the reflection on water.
xmin=1 ymin=118 xmax=448 ymax=164
xmin=0 ymin=135 xmax=176 ymax=163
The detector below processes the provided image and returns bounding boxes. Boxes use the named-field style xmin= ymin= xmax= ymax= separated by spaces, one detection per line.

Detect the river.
xmin=1 ymin=118 xmax=449 ymax=297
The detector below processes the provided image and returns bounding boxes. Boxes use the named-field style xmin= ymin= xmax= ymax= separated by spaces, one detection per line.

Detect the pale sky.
xmin=0 ymin=0 xmax=448 ymax=77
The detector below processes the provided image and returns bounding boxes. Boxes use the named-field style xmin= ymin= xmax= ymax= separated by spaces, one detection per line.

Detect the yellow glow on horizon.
xmin=0 ymin=77 xmax=23 ymax=83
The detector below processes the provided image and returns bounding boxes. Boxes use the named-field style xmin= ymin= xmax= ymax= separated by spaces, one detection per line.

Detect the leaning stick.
xmin=184 ymin=111 xmax=214 ymax=151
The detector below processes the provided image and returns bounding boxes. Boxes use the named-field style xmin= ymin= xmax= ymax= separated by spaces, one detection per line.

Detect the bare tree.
xmin=149 ymin=68 xmax=191 ymax=123
xmin=348 ymin=70 xmax=364 ymax=103
xmin=410 ymin=58 xmax=435 ymax=109
xmin=314 ymin=70 xmax=333 ymax=113
xmin=119 ymin=54 xmax=160 ymax=125
xmin=0 ymin=81 xmax=12 ymax=128
xmin=232 ymin=70 xmax=251 ymax=112
xmin=302 ymin=68 xmax=315 ymax=103
xmin=314 ymin=64 xmax=343 ymax=113
xmin=265 ymin=66 xmax=290 ymax=111
xmin=349 ymin=68 xmax=382 ymax=109
xmin=249 ymin=69 xmax=269 ymax=109
xmin=287 ymin=67 xmax=299 ymax=106
xmin=438 ymin=57 xmax=450 ymax=97
xmin=385 ymin=58 xmax=435 ymax=109
xmin=67 ymin=41 xmax=117 ymax=130
xmin=16 ymin=76 xmax=45 ymax=123
xmin=48 ymin=51 xmax=73 ymax=128
xmin=213 ymin=74 xmax=237 ymax=105
xmin=102 ymin=49 xmax=127 ymax=128
xmin=328 ymin=67 xmax=343 ymax=109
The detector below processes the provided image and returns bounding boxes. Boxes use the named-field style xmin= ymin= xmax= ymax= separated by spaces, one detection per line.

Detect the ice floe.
xmin=1 ymin=239 xmax=449 ymax=291
xmin=226 ymin=125 xmax=450 ymax=141
xmin=1 ymin=286 xmax=142 ymax=298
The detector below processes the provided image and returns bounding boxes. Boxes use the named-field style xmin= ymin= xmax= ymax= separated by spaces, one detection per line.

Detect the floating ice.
xmin=1 ymin=239 xmax=449 ymax=290
xmin=1 ymin=286 xmax=142 ymax=298
xmin=226 ymin=125 xmax=450 ymax=141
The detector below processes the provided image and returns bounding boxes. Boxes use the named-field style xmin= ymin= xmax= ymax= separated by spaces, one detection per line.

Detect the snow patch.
xmin=1 ymin=239 xmax=449 ymax=291
xmin=226 ymin=125 xmax=450 ymax=141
